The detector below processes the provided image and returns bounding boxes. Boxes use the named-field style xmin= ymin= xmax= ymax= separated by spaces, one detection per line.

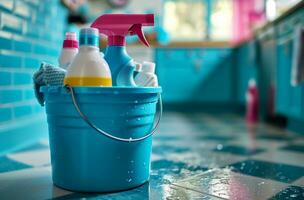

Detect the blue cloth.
xmin=291 ymin=26 xmax=304 ymax=86
xmin=33 ymin=62 xmax=66 ymax=106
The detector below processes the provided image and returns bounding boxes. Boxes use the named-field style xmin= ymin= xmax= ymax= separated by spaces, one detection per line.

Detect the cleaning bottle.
xmin=64 ymin=28 xmax=112 ymax=86
xmin=134 ymin=61 xmax=158 ymax=87
xmin=58 ymin=32 xmax=79 ymax=69
xmin=246 ymin=79 xmax=259 ymax=124
xmin=91 ymin=14 xmax=154 ymax=86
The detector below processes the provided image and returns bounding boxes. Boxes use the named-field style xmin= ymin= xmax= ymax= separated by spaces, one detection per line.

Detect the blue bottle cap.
xmin=79 ymin=28 xmax=99 ymax=47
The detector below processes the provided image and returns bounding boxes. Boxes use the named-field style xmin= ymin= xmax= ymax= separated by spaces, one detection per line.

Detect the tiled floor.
xmin=0 ymin=112 xmax=304 ymax=199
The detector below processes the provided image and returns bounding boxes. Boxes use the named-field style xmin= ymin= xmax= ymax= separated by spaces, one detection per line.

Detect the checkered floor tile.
xmin=0 ymin=112 xmax=304 ymax=199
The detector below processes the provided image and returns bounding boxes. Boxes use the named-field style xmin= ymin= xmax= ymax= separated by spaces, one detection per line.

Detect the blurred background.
xmin=0 ymin=0 xmax=303 ymax=152
xmin=0 ymin=0 xmax=304 ymax=199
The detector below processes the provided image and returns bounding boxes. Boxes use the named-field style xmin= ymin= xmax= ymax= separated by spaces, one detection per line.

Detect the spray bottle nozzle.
xmin=91 ymin=14 xmax=154 ymax=47
xmin=129 ymin=24 xmax=150 ymax=47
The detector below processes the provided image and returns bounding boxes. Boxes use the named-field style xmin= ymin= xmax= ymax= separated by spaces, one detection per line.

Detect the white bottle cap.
xmin=249 ymin=78 xmax=256 ymax=87
xmin=135 ymin=62 xmax=142 ymax=71
xmin=80 ymin=27 xmax=99 ymax=36
xmin=142 ymin=61 xmax=155 ymax=73
xmin=65 ymin=32 xmax=77 ymax=40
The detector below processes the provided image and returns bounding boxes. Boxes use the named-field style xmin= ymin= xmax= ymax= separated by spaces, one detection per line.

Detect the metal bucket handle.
xmin=66 ymin=85 xmax=162 ymax=143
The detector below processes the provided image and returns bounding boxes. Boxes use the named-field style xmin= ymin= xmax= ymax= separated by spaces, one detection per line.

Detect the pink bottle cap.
xmin=63 ymin=32 xmax=79 ymax=48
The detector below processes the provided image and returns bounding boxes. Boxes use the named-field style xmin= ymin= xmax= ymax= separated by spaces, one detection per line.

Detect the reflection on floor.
xmin=0 ymin=112 xmax=304 ymax=199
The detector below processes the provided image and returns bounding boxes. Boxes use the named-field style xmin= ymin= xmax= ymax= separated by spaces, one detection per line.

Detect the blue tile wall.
xmin=0 ymin=90 xmax=23 ymax=104
xmin=12 ymin=39 xmax=32 ymax=52
xmin=0 ymin=72 xmax=11 ymax=85
xmin=155 ymin=48 xmax=234 ymax=105
xmin=275 ymin=8 xmax=304 ymax=120
xmin=0 ymin=108 xmax=12 ymax=122
xmin=0 ymin=54 xmax=22 ymax=68
xmin=235 ymin=42 xmax=257 ymax=105
xmin=0 ymin=1 xmax=14 ymax=11
xmin=0 ymin=0 xmax=67 ymax=152
xmin=0 ymin=36 xmax=12 ymax=50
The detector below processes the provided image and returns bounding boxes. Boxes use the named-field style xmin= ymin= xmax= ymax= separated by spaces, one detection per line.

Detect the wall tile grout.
xmin=0 ymin=99 xmax=37 ymax=108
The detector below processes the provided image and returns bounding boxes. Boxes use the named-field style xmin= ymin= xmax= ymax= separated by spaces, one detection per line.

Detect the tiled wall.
xmin=156 ymin=48 xmax=234 ymax=105
xmin=0 ymin=0 xmax=67 ymax=154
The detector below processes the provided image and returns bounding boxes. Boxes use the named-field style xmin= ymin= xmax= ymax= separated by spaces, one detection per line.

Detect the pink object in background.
xmin=232 ymin=0 xmax=266 ymax=44
xmin=246 ymin=79 xmax=259 ymax=124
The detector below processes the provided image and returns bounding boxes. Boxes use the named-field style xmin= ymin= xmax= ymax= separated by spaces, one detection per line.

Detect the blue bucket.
xmin=41 ymin=86 xmax=162 ymax=192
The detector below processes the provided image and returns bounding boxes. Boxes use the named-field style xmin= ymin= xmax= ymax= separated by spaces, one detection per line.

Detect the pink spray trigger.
xmin=129 ymin=24 xmax=150 ymax=47
xmin=91 ymin=14 xmax=154 ymax=47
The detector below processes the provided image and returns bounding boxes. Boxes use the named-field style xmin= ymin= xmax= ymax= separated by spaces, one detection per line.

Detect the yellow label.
xmin=64 ymin=77 xmax=112 ymax=86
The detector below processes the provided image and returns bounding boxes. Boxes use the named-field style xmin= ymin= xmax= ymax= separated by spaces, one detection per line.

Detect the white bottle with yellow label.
xmin=64 ymin=28 xmax=112 ymax=86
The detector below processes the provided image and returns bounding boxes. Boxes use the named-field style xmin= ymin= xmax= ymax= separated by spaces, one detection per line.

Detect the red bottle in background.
xmin=246 ymin=79 xmax=259 ymax=124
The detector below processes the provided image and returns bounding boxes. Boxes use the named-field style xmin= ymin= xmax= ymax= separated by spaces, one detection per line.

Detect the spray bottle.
xmin=91 ymin=14 xmax=154 ymax=86
xmin=246 ymin=79 xmax=259 ymax=124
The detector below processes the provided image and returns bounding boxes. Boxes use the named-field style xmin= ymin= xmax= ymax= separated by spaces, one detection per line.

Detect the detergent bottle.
xmin=58 ymin=32 xmax=78 ymax=69
xmin=64 ymin=28 xmax=112 ymax=86
xmin=91 ymin=14 xmax=154 ymax=86
xmin=135 ymin=61 xmax=158 ymax=87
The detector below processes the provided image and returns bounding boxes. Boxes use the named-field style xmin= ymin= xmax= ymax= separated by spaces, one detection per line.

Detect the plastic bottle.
xmin=134 ymin=61 xmax=158 ymax=87
xmin=246 ymin=79 xmax=259 ymax=124
xmin=58 ymin=32 xmax=79 ymax=69
xmin=133 ymin=62 xmax=142 ymax=78
xmin=64 ymin=28 xmax=112 ymax=86
xmin=91 ymin=14 xmax=154 ymax=86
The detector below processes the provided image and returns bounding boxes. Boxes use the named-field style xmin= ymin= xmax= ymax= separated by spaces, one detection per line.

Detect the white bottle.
xmin=133 ymin=62 xmax=142 ymax=78
xmin=58 ymin=32 xmax=79 ymax=69
xmin=135 ymin=62 xmax=142 ymax=72
xmin=64 ymin=28 xmax=112 ymax=86
xmin=134 ymin=61 xmax=158 ymax=87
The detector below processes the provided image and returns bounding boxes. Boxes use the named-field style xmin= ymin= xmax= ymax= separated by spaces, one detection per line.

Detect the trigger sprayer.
xmin=91 ymin=14 xmax=154 ymax=86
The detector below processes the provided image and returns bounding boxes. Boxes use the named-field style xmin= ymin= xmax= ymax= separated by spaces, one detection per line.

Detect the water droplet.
xmin=127 ymin=178 xmax=132 ymax=182
xmin=240 ymin=162 xmax=246 ymax=170
xmin=130 ymin=160 xmax=134 ymax=164
xmin=216 ymin=144 xmax=223 ymax=150
xmin=129 ymin=137 xmax=132 ymax=142
xmin=137 ymin=118 xmax=141 ymax=121
xmin=290 ymin=194 xmax=298 ymax=198
xmin=134 ymin=100 xmax=138 ymax=104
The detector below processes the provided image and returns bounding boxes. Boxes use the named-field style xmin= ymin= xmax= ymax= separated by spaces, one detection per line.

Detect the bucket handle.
xmin=66 ymin=85 xmax=162 ymax=143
